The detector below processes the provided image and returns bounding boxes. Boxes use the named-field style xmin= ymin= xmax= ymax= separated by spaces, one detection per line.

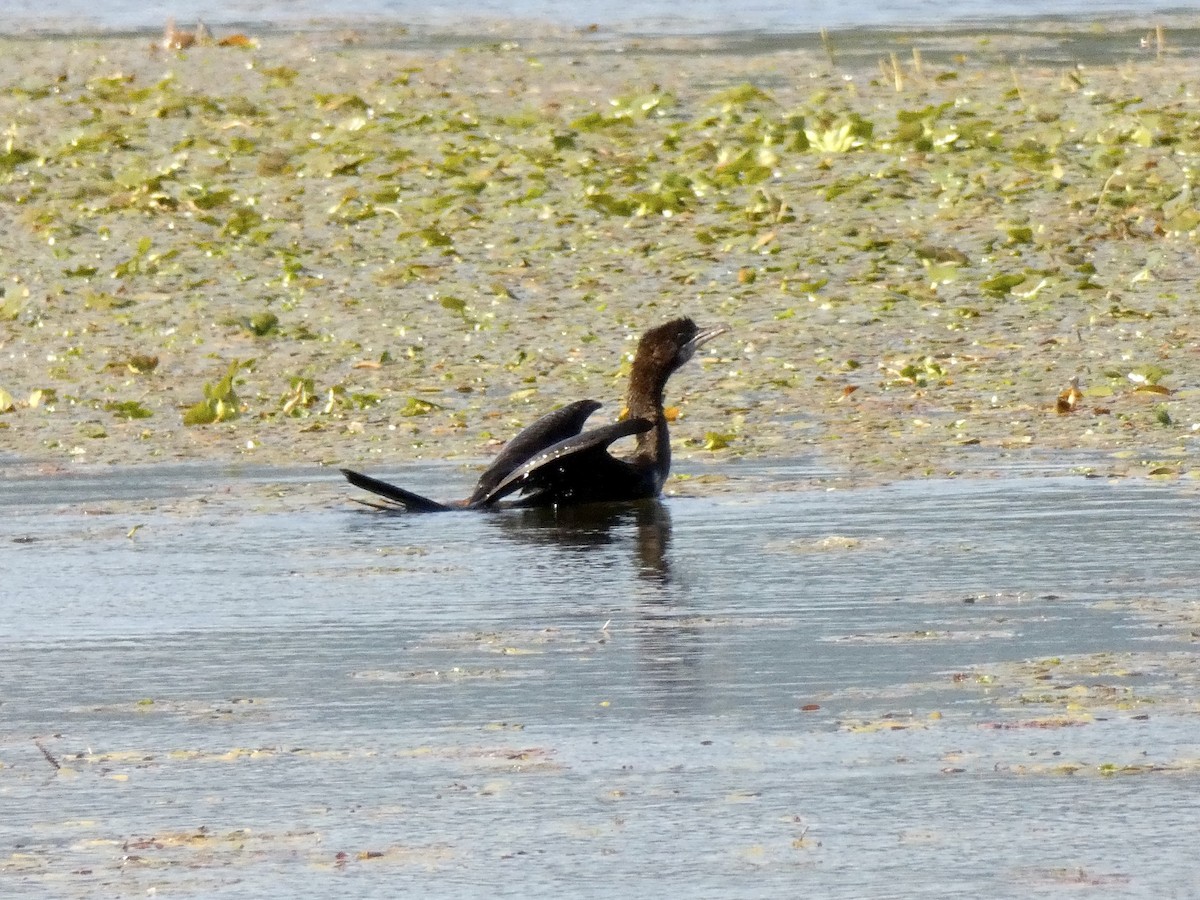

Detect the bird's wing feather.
xmin=340 ymin=468 xmax=452 ymax=513
xmin=471 ymin=417 xmax=653 ymax=507
xmin=468 ymin=399 xmax=601 ymax=504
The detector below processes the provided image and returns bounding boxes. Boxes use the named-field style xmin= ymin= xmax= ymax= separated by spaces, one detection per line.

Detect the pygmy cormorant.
xmin=341 ymin=317 xmax=727 ymax=511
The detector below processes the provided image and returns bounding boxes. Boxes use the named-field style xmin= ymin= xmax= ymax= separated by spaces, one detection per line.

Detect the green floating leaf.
xmin=316 ymin=93 xmax=369 ymax=113
xmin=280 ymin=376 xmax=316 ymax=417
xmin=707 ymin=82 xmax=774 ymax=108
xmin=0 ymin=288 xmax=27 ymax=321
xmin=981 ymin=273 xmax=1027 ymax=295
xmin=85 ymin=291 xmax=135 ymax=311
xmin=805 ymin=116 xmax=873 ymax=153
xmin=897 ymin=102 xmax=954 ymax=125
xmin=28 ymin=388 xmax=55 ymax=408
xmin=0 ymin=145 xmax=35 ymax=172
xmin=189 ymin=187 xmax=234 ymax=210
xmin=247 ymin=312 xmax=279 ymax=337
xmin=0 ymin=386 xmax=13 ymax=413
xmin=183 ymin=401 xmax=217 ymax=426
xmin=703 ymin=431 xmax=735 ymax=451
xmin=924 ymin=263 xmax=962 ymax=286
xmin=1129 ymin=364 xmax=1169 ymax=386
xmin=223 ymin=207 xmax=264 ymax=237
xmin=401 ymin=397 xmax=443 ymax=417
xmin=585 ymin=190 xmax=636 ymax=216
xmin=418 ymin=227 xmax=454 ymax=248
xmin=607 ymin=90 xmax=674 ymax=120
xmin=183 ymin=360 xmax=249 ymax=426
xmin=104 ymin=400 xmax=153 ymax=420
xmin=330 ymin=155 xmax=370 ymax=177
xmin=1165 ymin=209 xmax=1200 ymax=232
xmin=127 ymin=355 xmax=160 ymax=374
xmin=260 ymin=65 xmax=298 ymax=87
xmin=111 ymin=238 xmax=150 ymax=279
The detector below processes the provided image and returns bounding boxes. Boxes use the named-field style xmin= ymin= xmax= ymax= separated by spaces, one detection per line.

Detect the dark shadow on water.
xmin=499 ymin=500 xmax=675 ymax=588
xmin=341 ymin=497 xmax=677 ymax=586
xmin=343 ymin=497 xmax=703 ymax=707
xmin=499 ymin=501 xmax=713 ymax=711
xmin=499 ymin=502 xmax=704 ymax=702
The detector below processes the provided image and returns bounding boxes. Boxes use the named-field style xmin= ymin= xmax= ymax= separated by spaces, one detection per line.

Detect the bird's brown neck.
xmin=626 ymin=356 xmax=673 ymax=471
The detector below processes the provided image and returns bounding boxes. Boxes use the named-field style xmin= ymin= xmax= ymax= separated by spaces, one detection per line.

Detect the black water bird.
xmin=341 ymin=317 xmax=727 ymax=512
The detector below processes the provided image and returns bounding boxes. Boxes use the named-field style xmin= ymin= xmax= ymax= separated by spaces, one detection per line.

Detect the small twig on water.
xmin=33 ymin=738 xmax=61 ymax=771
xmin=819 ymin=28 xmax=836 ymax=67
xmin=1095 ymin=170 xmax=1120 ymax=217
xmin=1010 ymin=67 xmax=1026 ymax=104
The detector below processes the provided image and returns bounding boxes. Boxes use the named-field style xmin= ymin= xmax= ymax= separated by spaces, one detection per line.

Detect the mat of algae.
xmin=1 ymin=20 xmax=1200 ymax=483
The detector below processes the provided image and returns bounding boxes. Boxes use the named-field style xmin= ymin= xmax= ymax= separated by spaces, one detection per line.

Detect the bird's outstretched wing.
xmin=471 ymin=417 xmax=654 ymax=508
xmin=340 ymin=468 xmax=453 ymax=513
xmin=467 ymin=399 xmax=601 ymax=505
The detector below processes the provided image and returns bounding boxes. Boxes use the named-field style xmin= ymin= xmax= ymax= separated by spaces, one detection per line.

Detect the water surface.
xmin=4 ymin=0 xmax=1200 ymax=34
xmin=2 ymin=465 xmax=1198 ymax=896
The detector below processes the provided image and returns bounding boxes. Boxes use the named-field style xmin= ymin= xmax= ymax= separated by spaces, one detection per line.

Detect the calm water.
xmin=3 ymin=0 xmax=1200 ymax=34
xmin=2 ymin=464 xmax=1199 ymax=896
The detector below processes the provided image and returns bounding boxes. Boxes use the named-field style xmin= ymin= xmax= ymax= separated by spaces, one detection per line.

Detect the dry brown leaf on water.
xmin=161 ymin=19 xmax=195 ymax=50
xmin=161 ymin=18 xmax=254 ymax=50
xmin=1056 ymin=376 xmax=1083 ymax=414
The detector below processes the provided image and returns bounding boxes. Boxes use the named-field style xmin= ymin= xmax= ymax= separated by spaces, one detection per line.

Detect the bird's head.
xmin=634 ymin=317 xmax=728 ymax=374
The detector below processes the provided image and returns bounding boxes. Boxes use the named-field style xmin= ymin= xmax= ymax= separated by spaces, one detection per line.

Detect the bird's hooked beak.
xmin=681 ymin=322 xmax=729 ymax=363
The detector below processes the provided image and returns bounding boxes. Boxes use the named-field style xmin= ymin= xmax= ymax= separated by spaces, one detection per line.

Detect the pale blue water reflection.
xmin=5 ymin=0 xmax=1200 ymax=34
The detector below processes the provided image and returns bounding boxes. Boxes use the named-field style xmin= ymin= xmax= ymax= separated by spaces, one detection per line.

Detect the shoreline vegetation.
xmin=2 ymin=20 xmax=1199 ymax=487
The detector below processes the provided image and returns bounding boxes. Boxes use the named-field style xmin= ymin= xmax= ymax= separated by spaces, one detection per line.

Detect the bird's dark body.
xmin=341 ymin=317 xmax=725 ymax=512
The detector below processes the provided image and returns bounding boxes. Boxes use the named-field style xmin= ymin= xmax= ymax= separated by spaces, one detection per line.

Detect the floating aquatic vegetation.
xmin=703 ymin=431 xmax=735 ymax=451
xmin=401 ymin=397 xmax=444 ymax=417
xmin=1 ymin=31 xmax=1200 ymax=470
xmin=183 ymin=361 xmax=250 ymax=426
xmin=245 ymin=312 xmax=279 ymax=337
xmin=279 ymin=376 xmax=316 ymax=417
xmin=104 ymin=400 xmax=153 ymax=420
xmin=980 ymin=272 xmax=1027 ymax=296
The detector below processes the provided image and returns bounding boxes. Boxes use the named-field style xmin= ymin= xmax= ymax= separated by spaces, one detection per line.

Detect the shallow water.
xmin=4 ymin=0 xmax=1200 ymax=35
xmin=2 ymin=464 xmax=1199 ymax=896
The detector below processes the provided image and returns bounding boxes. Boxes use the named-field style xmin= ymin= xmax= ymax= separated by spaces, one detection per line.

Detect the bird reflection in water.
xmin=499 ymin=499 xmax=674 ymax=586
xmin=499 ymin=498 xmax=703 ymax=708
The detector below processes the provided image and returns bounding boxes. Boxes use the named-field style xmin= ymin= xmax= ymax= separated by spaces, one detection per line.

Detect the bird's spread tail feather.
xmin=340 ymin=469 xmax=451 ymax=513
